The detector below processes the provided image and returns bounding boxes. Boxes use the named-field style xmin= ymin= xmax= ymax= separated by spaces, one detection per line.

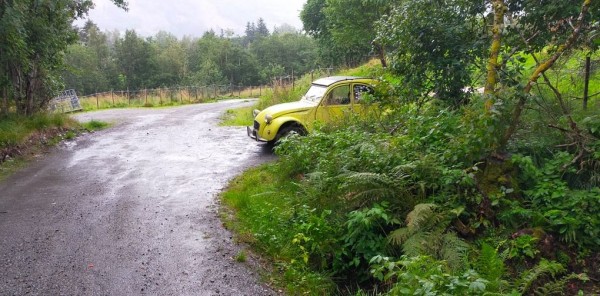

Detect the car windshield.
xmin=300 ymin=85 xmax=327 ymax=103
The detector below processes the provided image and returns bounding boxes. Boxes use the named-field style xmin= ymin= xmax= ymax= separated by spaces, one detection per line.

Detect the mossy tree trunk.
xmin=483 ymin=0 xmax=506 ymax=104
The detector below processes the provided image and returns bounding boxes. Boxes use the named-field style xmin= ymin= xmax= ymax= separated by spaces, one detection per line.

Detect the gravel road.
xmin=0 ymin=100 xmax=277 ymax=295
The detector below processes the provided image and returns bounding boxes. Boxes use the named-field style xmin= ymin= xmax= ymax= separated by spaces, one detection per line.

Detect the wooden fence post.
xmin=111 ymin=90 xmax=114 ymax=106
xmin=127 ymin=87 xmax=130 ymax=106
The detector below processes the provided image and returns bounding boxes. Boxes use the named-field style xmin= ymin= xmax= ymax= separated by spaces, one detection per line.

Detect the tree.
xmin=301 ymin=0 xmax=389 ymax=67
xmin=376 ymin=0 xmax=598 ymax=142
xmin=114 ymin=30 xmax=156 ymax=90
xmin=376 ymin=0 xmax=485 ymax=107
xmin=63 ymin=20 xmax=114 ymax=95
xmin=251 ymin=32 xmax=318 ymax=82
xmin=150 ymin=31 xmax=187 ymax=86
xmin=255 ymin=18 xmax=270 ymax=38
xmin=495 ymin=0 xmax=599 ymax=149
xmin=0 ymin=0 xmax=127 ymax=116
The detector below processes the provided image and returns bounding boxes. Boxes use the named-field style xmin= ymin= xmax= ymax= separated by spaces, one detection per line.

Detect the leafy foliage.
xmin=510 ymin=153 xmax=600 ymax=249
xmin=376 ymin=0 xmax=485 ymax=107
xmin=336 ymin=203 xmax=399 ymax=280
xmin=370 ymin=255 xmax=491 ymax=296
xmin=0 ymin=0 xmax=127 ymax=115
xmin=61 ymin=19 xmax=318 ymax=96
xmin=301 ymin=0 xmax=389 ymax=67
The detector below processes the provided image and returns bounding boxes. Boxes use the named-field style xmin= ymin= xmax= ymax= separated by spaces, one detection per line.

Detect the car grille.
xmin=254 ymin=120 xmax=260 ymax=130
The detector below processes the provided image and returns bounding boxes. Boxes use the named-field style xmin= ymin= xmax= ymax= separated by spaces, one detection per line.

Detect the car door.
xmin=315 ymin=84 xmax=352 ymax=123
xmin=351 ymin=83 xmax=375 ymax=118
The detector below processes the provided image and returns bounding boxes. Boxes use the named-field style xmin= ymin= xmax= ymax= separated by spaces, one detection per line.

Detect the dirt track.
xmin=0 ymin=100 xmax=276 ymax=295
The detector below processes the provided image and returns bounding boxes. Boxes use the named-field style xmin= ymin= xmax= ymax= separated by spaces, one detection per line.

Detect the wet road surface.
xmin=0 ymin=100 xmax=276 ymax=295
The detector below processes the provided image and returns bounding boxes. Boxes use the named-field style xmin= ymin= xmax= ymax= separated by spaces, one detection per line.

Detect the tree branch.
xmin=498 ymin=0 xmax=592 ymax=150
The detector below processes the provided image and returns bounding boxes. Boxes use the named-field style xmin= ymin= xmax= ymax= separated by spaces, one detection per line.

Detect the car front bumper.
xmin=246 ymin=126 xmax=267 ymax=142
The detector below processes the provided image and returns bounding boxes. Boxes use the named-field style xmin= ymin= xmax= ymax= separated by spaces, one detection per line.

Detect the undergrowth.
xmin=0 ymin=112 xmax=81 ymax=180
xmin=220 ymin=58 xmax=598 ymax=294
xmin=221 ymin=93 xmax=598 ymax=294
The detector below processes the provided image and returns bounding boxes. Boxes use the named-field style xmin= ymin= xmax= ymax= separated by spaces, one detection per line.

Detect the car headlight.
xmin=265 ymin=114 xmax=273 ymax=124
xmin=253 ymin=109 xmax=260 ymax=117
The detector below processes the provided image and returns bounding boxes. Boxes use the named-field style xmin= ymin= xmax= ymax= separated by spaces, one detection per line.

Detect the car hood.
xmin=260 ymin=100 xmax=315 ymax=117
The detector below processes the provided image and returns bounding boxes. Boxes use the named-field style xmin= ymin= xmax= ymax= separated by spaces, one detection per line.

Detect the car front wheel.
xmin=270 ymin=124 xmax=306 ymax=146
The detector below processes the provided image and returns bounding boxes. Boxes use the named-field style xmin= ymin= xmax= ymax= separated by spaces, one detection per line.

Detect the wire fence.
xmin=57 ymin=67 xmax=339 ymax=112
xmin=77 ymin=84 xmax=272 ymax=111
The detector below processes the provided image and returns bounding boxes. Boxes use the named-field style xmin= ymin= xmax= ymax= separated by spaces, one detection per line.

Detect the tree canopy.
xmin=61 ymin=19 xmax=317 ymax=95
xmin=0 ymin=0 xmax=127 ymax=115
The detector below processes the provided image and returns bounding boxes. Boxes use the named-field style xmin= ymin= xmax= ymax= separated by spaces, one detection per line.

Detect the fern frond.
xmin=439 ymin=232 xmax=469 ymax=271
xmin=406 ymin=203 xmax=438 ymax=228
xmin=350 ymin=188 xmax=398 ymax=203
xmin=474 ymin=243 xmax=506 ymax=292
xmin=389 ymin=227 xmax=412 ymax=246
xmin=342 ymin=171 xmax=392 ymax=186
xmin=534 ymin=273 xmax=589 ymax=296
xmin=340 ymin=171 xmax=412 ymax=204
xmin=401 ymin=231 xmax=434 ymax=257
xmin=518 ymin=259 xmax=566 ymax=294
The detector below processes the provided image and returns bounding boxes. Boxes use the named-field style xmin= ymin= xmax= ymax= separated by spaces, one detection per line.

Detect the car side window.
xmin=354 ymin=84 xmax=374 ymax=104
xmin=325 ymin=85 xmax=351 ymax=105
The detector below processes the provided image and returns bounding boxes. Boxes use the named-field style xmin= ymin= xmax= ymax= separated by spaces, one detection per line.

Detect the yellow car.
xmin=247 ymin=76 xmax=376 ymax=145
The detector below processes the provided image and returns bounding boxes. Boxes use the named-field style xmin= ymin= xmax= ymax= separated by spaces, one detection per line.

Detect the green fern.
xmin=534 ymin=273 xmax=589 ymax=296
xmin=389 ymin=203 xmax=468 ymax=271
xmin=340 ymin=171 xmax=414 ymax=205
xmin=388 ymin=203 xmax=441 ymax=245
xmin=439 ymin=232 xmax=469 ymax=270
xmin=406 ymin=203 xmax=439 ymax=228
xmin=518 ymin=259 xmax=566 ymax=294
xmin=474 ymin=243 xmax=506 ymax=292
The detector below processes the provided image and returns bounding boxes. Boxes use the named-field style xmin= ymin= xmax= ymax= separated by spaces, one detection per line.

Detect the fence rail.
xmin=77 ymin=84 xmax=272 ymax=111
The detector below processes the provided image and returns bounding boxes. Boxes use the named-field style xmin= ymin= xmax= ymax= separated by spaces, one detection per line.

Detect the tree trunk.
xmin=583 ymin=55 xmax=591 ymax=111
xmin=1 ymin=86 xmax=7 ymax=117
xmin=483 ymin=0 xmax=506 ymax=109
xmin=25 ymin=66 xmax=37 ymax=116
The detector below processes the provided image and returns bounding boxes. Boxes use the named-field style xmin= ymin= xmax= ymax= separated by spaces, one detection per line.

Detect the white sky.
xmin=78 ymin=0 xmax=307 ymax=38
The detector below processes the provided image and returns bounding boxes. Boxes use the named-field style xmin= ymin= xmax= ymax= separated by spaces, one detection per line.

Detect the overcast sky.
xmin=78 ymin=0 xmax=307 ymax=38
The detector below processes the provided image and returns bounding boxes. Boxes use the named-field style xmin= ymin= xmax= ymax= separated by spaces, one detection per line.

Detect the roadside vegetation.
xmin=0 ymin=113 xmax=76 ymax=179
xmin=0 ymin=113 xmax=110 ymax=180
xmin=222 ymin=1 xmax=599 ymax=295
xmin=1 ymin=0 xmax=598 ymax=295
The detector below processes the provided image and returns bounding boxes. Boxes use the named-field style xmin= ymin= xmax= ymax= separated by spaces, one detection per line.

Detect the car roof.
xmin=312 ymin=76 xmax=370 ymax=87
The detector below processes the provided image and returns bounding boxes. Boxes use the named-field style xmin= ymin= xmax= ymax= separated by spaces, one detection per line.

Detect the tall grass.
xmin=0 ymin=113 xmax=76 ymax=147
xmin=0 ymin=112 xmax=79 ymax=180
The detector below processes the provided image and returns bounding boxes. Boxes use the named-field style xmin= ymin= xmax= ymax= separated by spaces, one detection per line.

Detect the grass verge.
xmin=81 ymin=119 xmax=111 ymax=131
xmin=220 ymin=106 xmax=254 ymax=127
xmin=0 ymin=113 xmax=110 ymax=181
xmin=220 ymin=163 xmax=335 ymax=295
